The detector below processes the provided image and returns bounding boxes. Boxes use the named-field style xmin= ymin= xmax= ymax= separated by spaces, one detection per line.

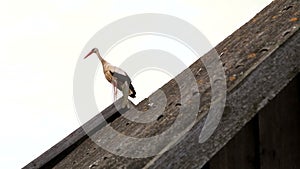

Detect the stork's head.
xmin=84 ymin=48 xmax=99 ymax=59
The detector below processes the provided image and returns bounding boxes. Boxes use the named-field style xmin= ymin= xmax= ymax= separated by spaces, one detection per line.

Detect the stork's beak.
xmin=84 ymin=50 xmax=94 ymax=59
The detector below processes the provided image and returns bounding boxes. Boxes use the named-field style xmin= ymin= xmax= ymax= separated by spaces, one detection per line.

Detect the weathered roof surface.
xmin=24 ymin=0 xmax=300 ymax=168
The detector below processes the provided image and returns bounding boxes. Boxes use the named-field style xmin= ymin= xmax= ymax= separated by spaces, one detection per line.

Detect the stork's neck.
xmin=95 ymin=51 xmax=107 ymax=65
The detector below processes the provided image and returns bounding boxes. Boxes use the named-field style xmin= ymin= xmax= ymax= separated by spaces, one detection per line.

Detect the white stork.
xmin=84 ymin=48 xmax=136 ymax=108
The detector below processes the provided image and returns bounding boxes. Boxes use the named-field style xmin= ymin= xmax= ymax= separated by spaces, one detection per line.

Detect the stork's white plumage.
xmin=84 ymin=48 xmax=136 ymax=108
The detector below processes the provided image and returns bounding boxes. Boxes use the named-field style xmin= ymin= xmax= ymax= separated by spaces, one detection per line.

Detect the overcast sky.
xmin=0 ymin=0 xmax=272 ymax=168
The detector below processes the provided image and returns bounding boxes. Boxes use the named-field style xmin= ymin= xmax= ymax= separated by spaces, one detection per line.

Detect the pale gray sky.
xmin=0 ymin=0 xmax=272 ymax=168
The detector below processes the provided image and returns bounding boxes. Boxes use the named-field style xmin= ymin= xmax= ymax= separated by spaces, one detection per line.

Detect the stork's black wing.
xmin=109 ymin=71 xmax=131 ymax=84
xmin=128 ymin=83 xmax=136 ymax=98
xmin=110 ymin=71 xmax=136 ymax=98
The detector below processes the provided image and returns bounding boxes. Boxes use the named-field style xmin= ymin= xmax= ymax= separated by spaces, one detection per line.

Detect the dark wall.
xmin=203 ymin=74 xmax=300 ymax=169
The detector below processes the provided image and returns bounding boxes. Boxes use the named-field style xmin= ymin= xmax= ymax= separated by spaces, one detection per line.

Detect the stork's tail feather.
xmin=129 ymin=83 xmax=136 ymax=98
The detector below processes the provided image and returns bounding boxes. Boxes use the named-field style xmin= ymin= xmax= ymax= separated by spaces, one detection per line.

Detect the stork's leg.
xmin=112 ymin=80 xmax=117 ymax=101
xmin=121 ymin=81 xmax=130 ymax=108
xmin=114 ymin=85 xmax=117 ymax=101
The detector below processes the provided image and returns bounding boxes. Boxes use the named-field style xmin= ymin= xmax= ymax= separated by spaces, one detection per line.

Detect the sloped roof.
xmin=24 ymin=0 xmax=300 ymax=168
